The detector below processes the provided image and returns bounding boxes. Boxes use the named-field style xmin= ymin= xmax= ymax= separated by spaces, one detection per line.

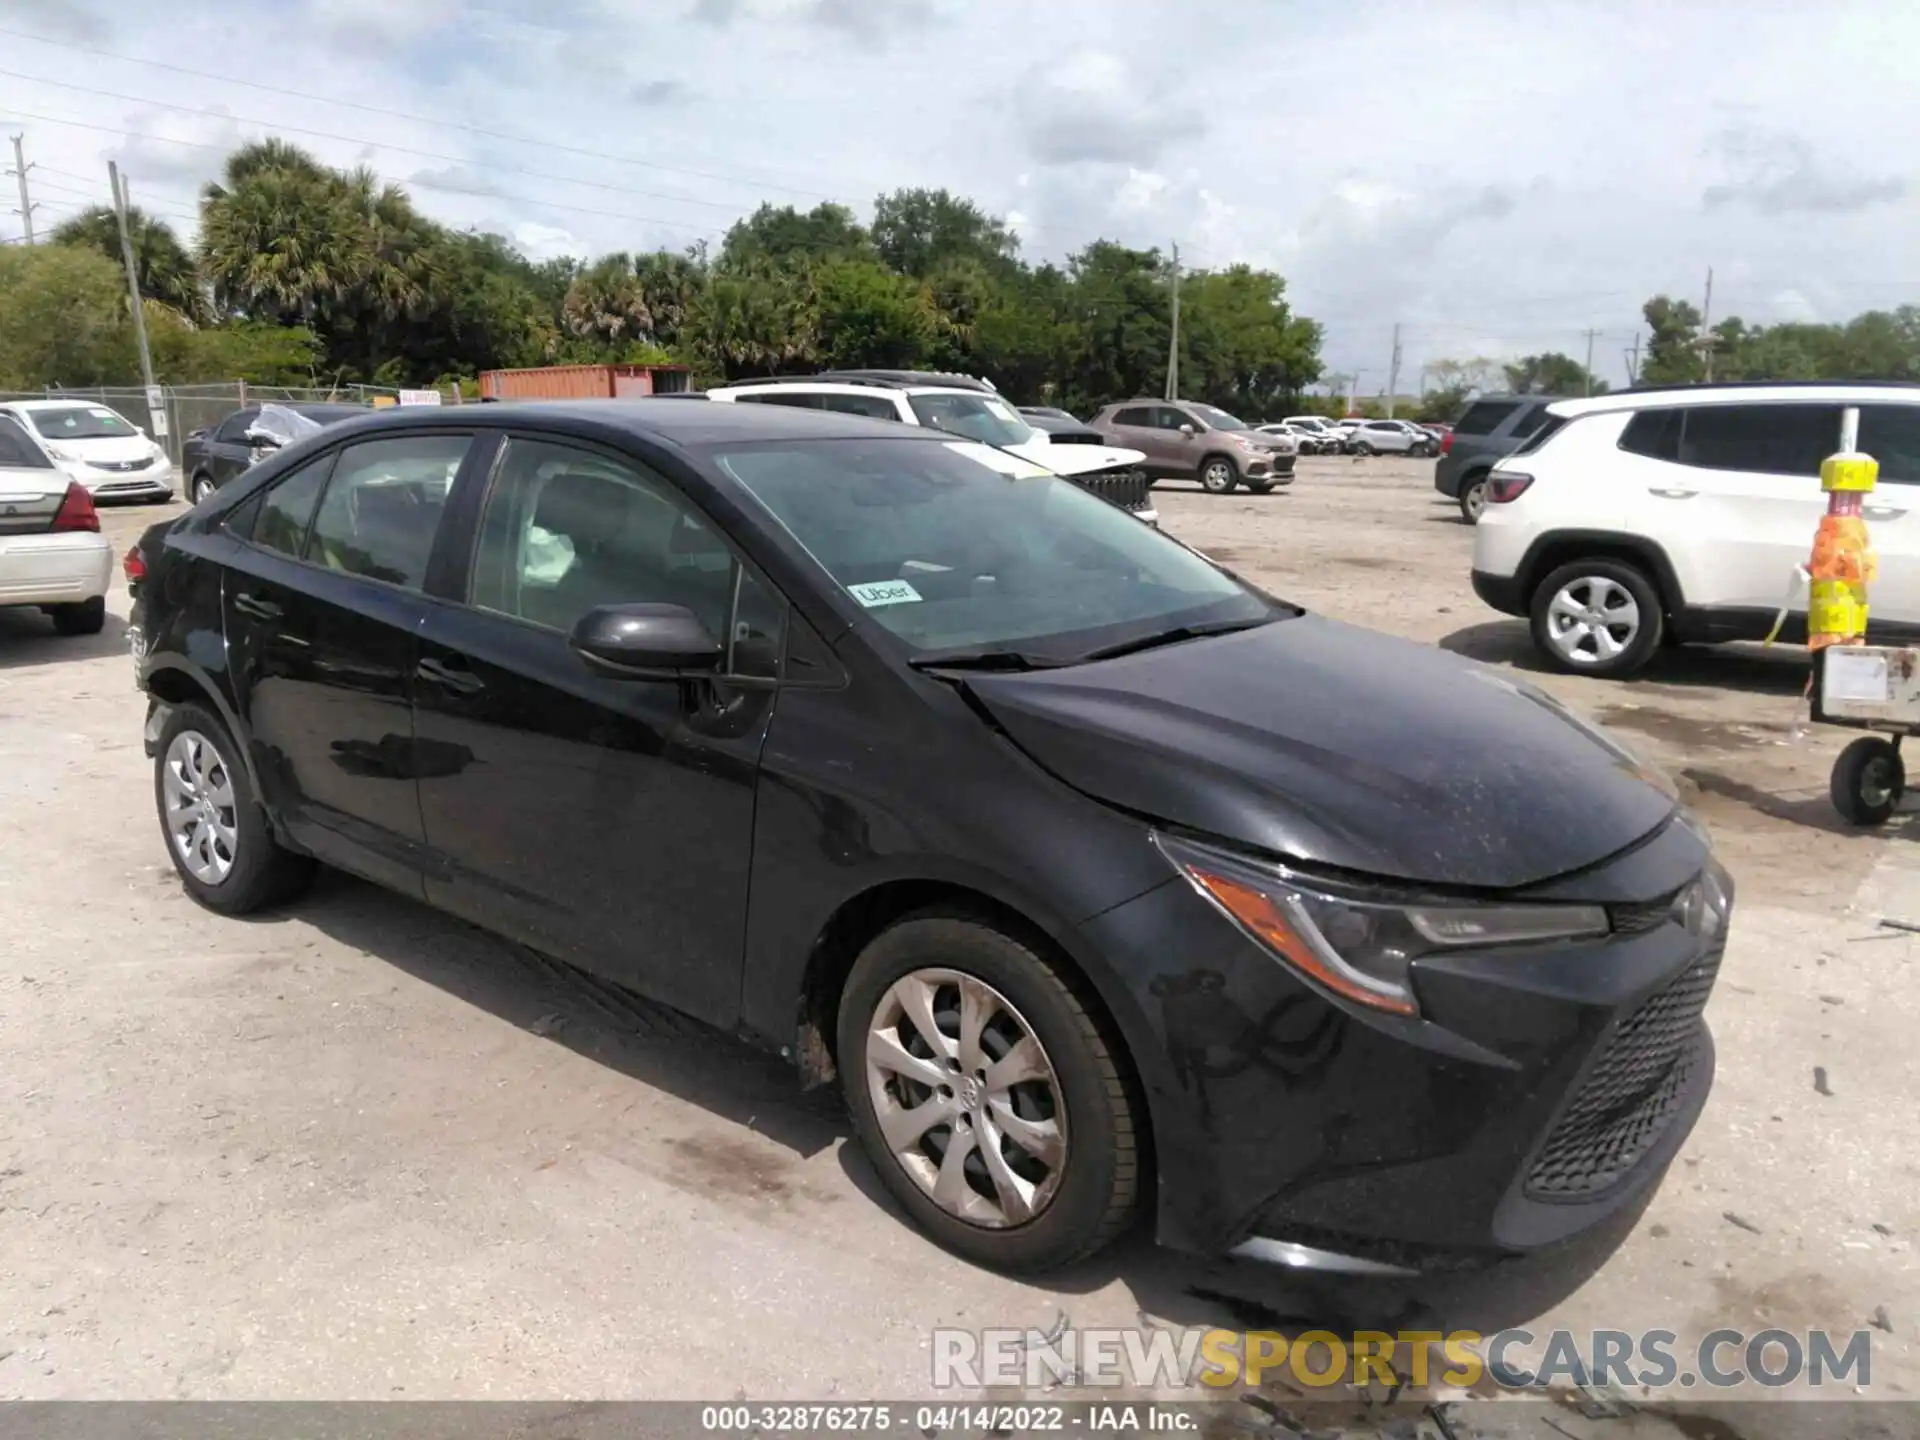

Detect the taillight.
xmin=123 ymin=546 xmax=148 ymax=586
xmin=1440 ymin=431 xmax=1455 ymax=455
xmin=51 ymin=482 xmax=100 ymax=533
xmin=1488 ymin=471 xmax=1534 ymax=504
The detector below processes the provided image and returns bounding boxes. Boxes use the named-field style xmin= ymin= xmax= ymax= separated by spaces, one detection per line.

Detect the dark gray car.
xmin=1434 ymin=395 xmax=1563 ymax=523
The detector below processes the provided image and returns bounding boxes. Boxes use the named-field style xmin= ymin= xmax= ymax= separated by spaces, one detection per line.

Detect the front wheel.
xmin=190 ymin=472 xmax=216 ymax=505
xmin=1529 ymin=558 xmax=1664 ymax=677
xmin=1198 ymin=456 xmax=1238 ymax=493
xmin=838 ymin=914 xmax=1140 ymax=1274
xmin=1831 ymin=736 xmax=1905 ymax=826
xmin=154 ymin=702 xmax=316 ymax=914
xmin=1352 ymin=442 xmax=1375 ymax=456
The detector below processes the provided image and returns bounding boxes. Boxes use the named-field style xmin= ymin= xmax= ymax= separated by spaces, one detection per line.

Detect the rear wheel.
xmin=1529 ymin=558 xmax=1664 ymax=678
xmin=49 ymin=595 xmax=105 ymax=636
xmin=1831 ymin=736 xmax=1904 ymax=827
xmin=1352 ymin=441 xmax=1375 ymax=456
xmin=838 ymin=914 xmax=1140 ymax=1273
xmin=154 ymin=702 xmax=316 ymax=914
xmin=1199 ymin=456 xmax=1238 ymax=493
xmin=1459 ymin=474 xmax=1490 ymax=523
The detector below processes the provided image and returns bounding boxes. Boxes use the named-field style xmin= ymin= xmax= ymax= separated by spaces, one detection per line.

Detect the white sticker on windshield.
xmin=87 ymin=408 xmax=119 ymax=420
xmin=848 ymin=579 xmax=924 ymax=608
xmin=942 ymin=441 xmax=1050 ymax=479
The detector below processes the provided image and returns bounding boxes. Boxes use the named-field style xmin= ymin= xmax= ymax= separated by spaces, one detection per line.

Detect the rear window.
xmin=1512 ymin=414 xmax=1567 ymax=457
xmin=1454 ymin=401 xmax=1522 ymax=436
xmin=1618 ymin=404 xmax=1842 ymax=477
xmin=0 ymin=414 xmax=54 ymax=469
xmin=1510 ymin=406 xmax=1555 ymax=440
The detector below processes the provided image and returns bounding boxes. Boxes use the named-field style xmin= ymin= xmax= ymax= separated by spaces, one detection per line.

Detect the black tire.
xmin=1459 ymin=473 xmax=1490 ymax=524
xmin=190 ymin=472 xmax=216 ymax=505
xmin=49 ymin=595 xmax=106 ymax=636
xmin=1198 ymin=455 xmax=1238 ymax=493
xmin=1528 ymin=558 xmax=1665 ymax=678
xmin=153 ymin=701 xmax=316 ymax=915
xmin=1352 ymin=441 xmax=1375 ymax=456
xmin=1830 ymin=736 xmax=1904 ymax=827
xmin=838 ymin=913 xmax=1141 ymax=1274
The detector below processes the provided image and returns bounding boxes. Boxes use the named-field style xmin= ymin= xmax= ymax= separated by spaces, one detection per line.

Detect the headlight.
xmin=44 ymin=442 xmax=76 ymax=461
xmin=1155 ymin=834 xmax=1608 ymax=1017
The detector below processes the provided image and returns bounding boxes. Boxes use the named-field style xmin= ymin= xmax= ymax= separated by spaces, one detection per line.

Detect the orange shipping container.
xmin=478 ymin=364 xmax=692 ymax=401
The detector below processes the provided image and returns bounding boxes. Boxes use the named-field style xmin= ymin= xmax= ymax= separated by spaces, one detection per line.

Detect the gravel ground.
xmin=0 ymin=461 xmax=1912 ymax=1415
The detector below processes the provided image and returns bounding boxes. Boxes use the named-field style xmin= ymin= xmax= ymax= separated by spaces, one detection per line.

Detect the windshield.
xmin=716 ymin=437 xmax=1278 ymax=658
xmin=1188 ymin=403 xmax=1250 ymax=432
xmin=907 ymin=393 xmax=1036 ymax=447
xmin=27 ymin=405 xmax=137 ymax=441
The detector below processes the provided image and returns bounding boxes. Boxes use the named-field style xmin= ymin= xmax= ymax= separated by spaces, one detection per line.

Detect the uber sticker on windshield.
xmin=848 ymin=579 xmax=923 ymax=608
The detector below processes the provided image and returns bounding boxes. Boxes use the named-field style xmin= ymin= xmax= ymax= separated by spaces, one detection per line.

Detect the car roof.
xmin=1548 ymin=380 xmax=1920 ymax=420
xmin=712 ymin=378 xmax=997 ymax=401
xmin=305 ymin=396 xmax=953 ymax=448
xmin=3 ymin=398 xmax=133 ymax=411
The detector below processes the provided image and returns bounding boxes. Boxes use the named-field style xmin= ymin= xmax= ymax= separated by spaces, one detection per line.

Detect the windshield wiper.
xmin=907 ymin=647 xmax=1062 ymax=672
xmin=1070 ymin=617 xmax=1274 ymax=664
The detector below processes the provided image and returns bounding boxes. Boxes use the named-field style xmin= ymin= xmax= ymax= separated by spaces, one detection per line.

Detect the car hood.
xmin=1007 ymin=439 xmax=1148 ymax=474
xmin=960 ymin=614 xmax=1677 ymax=890
xmin=49 ymin=435 xmax=157 ymax=463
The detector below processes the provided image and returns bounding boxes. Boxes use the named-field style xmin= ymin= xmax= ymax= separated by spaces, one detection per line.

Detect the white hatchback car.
xmin=0 ymin=399 xmax=175 ymax=502
xmin=0 ymin=415 xmax=114 ymax=635
xmin=1471 ymin=382 xmax=1920 ymax=677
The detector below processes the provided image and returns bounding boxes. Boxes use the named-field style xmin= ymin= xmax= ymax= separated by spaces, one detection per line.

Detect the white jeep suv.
xmin=705 ymin=370 xmax=1157 ymax=524
xmin=1471 ymin=382 xmax=1920 ymax=678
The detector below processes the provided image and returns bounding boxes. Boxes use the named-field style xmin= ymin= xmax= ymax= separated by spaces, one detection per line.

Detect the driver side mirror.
xmin=243 ymin=428 xmax=283 ymax=450
xmin=570 ymin=603 xmax=723 ymax=679
xmin=1178 ymin=423 xmax=1196 ymax=438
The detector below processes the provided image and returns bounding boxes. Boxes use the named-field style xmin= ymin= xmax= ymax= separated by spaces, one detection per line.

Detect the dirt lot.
xmin=0 ymin=459 xmax=1913 ymax=1410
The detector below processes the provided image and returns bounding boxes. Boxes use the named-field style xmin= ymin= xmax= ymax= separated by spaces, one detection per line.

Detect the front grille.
xmin=1609 ymin=889 xmax=1680 ymax=935
xmin=90 ymin=457 xmax=156 ymax=473
xmin=1272 ymin=454 xmax=1296 ymax=475
xmin=1070 ymin=466 xmax=1152 ymax=513
xmin=1524 ymin=947 xmax=1720 ymax=1199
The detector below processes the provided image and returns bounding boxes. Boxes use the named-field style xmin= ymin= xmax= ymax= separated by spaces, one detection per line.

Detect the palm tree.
xmin=50 ymin=206 xmax=206 ymax=324
xmin=633 ymin=249 xmax=706 ymax=348
xmin=561 ymin=254 xmax=653 ymax=348
xmin=200 ymin=155 xmax=360 ymax=327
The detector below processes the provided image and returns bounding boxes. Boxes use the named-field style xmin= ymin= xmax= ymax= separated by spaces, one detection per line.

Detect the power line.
xmin=0 ymin=70 xmax=763 ymax=218
xmin=0 ymin=22 xmax=842 ymax=204
xmin=0 ymin=108 xmax=727 ymax=239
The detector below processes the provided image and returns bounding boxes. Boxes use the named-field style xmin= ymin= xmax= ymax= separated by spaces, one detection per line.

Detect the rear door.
xmin=222 ymin=430 xmax=476 ymax=894
xmin=1857 ymin=403 xmax=1920 ymax=627
xmin=1101 ymin=406 xmax=1166 ymax=470
xmin=410 ymin=432 xmax=784 ymax=1027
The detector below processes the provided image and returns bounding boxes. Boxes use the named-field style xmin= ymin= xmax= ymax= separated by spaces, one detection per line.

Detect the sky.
xmin=2 ymin=0 xmax=1915 ymax=391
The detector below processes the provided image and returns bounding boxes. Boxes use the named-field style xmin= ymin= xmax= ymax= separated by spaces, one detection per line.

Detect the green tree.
xmin=51 ymin=206 xmax=206 ymax=324
xmin=718 ymin=202 xmax=871 ymax=272
xmin=1178 ymin=264 xmax=1323 ymax=416
xmin=815 ymin=258 xmax=935 ymax=369
xmin=1502 ymin=351 xmax=1605 ymax=396
xmin=1640 ymin=296 xmax=1704 ymax=385
xmin=561 ymin=253 xmax=653 ymax=350
xmin=1059 ymin=242 xmax=1173 ymax=412
xmin=871 ymin=188 xmax=1018 ymax=278
xmin=0 ymin=243 xmax=137 ymax=386
xmin=686 ymin=264 xmax=821 ymax=378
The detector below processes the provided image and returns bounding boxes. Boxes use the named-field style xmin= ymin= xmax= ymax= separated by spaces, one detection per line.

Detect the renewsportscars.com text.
xmin=932 ymin=1326 xmax=1875 ymax=1392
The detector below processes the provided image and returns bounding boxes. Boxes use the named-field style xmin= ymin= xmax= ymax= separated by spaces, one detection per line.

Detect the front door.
xmin=222 ymin=432 xmax=473 ymax=895
xmin=411 ymin=434 xmax=786 ymax=1028
xmin=1858 ymin=403 xmax=1920 ymax=628
xmin=210 ymin=409 xmax=262 ymax=490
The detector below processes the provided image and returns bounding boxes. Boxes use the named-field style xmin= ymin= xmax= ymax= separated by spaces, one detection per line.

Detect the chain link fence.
xmin=0 ymin=382 xmax=410 ymax=466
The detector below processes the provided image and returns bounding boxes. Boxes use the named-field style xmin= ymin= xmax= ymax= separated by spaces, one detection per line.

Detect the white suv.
xmin=705 ymin=370 xmax=1157 ymax=523
xmin=1471 ymin=382 xmax=1920 ymax=678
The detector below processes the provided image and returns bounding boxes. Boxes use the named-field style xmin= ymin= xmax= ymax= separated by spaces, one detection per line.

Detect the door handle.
xmin=416 ymin=656 xmax=485 ymax=695
xmin=1865 ymin=505 xmax=1907 ymax=520
xmin=233 ymin=593 xmax=282 ymax=620
xmin=1648 ymin=487 xmax=1698 ymax=500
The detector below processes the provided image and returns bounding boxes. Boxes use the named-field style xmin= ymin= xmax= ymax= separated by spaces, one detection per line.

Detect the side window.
xmin=214 ymin=410 xmax=258 ymax=444
xmin=735 ymin=392 xmax=825 ymax=409
xmin=1112 ymin=407 xmax=1152 ymax=427
xmin=1619 ymin=408 xmax=1682 ymax=461
xmin=1673 ymin=404 xmax=1841 ymax=477
xmin=469 ymin=436 xmax=786 ymax=677
xmin=818 ymin=393 xmax=901 ymax=420
xmin=307 ymin=434 xmax=469 ymax=590
xmin=1455 ymin=400 xmax=1520 ymax=436
xmin=1509 ymin=406 xmax=1554 ymax=440
xmin=1859 ymin=406 xmax=1920 ymax=485
xmin=1156 ymin=406 xmax=1195 ymax=430
xmin=0 ymin=414 xmax=52 ymax=469
xmin=251 ymin=454 xmax=336 ymax=559
xmin=222 ymin=489 xmax=265 ymax=541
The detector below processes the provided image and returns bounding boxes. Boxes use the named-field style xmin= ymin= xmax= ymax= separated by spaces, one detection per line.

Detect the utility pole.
xmin=108 ymin=162 xmax=157 ymax=397
xmin=1164 ymin=241 xmax=1181 ymax=402
xmin=1699 ymin=266 xmax=1715 ymax=383
xmin=1384 ymin=323 xmax=1402 ymax=418
xmin=1345 ymin=371 xmax=1360 ymax=416
xmin=1582 ymin=328 xmax=1599 ymax=396
xmin=7 ymin=134 xmax=36 ymax=243
xmin=1623 ymin=336 xmax=1642 ymax=386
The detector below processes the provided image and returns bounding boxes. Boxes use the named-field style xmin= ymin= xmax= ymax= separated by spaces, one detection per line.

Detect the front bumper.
xmin=1078 ymin=816 xmax=1724 ymax=1272
xmin=63 ymin=460 xmax=175 ymax=501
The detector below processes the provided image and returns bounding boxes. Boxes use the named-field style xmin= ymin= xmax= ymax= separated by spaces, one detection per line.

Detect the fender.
xmin=1517 ymin=528 xmax=1688 ymax=612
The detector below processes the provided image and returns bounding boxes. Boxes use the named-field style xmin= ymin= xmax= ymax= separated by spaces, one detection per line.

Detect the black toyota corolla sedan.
xmin=126 ymin=400 xmax=1730 ymax=1276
